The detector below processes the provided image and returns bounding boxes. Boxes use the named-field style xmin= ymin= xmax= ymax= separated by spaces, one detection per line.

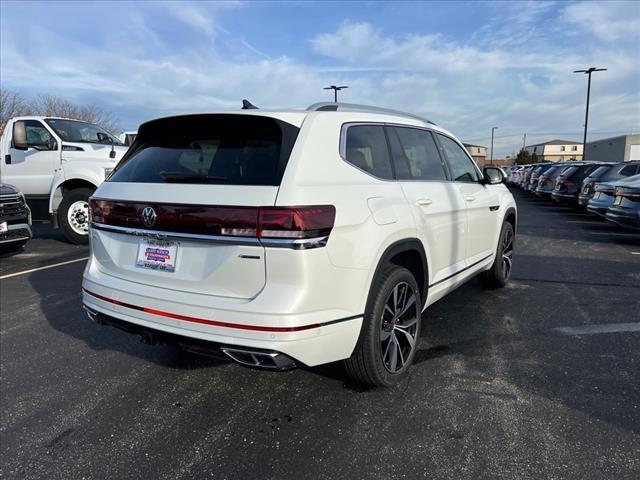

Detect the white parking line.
xmin=566 ymin=220 xmax=605 ymax=225
xmin=632 ymin=252 xmax=640 ymax=255
xmin=0 ymin=257 xmax=89 ymax=280
xmin=553 ymin=323 xmax=640 ymax=335
xmin=587 ymin=231 xmax=640 ymax=236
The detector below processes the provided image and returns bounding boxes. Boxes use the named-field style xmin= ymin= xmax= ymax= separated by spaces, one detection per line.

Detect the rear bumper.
xmin=551 ymin=192 xmax=578 ymax=204
xmin=605 ymin=206 xmax=640 ymax=230
xmin=84 ymin=305 xmax=299 ymax=370
xmin=578 ymin=194 xmax=592 ymax=207
xmin=81 ymin=280 xmax=363 ymax=367
xmin=535 ymin=188 xmax=552 ymax=198
xmin=0 ymin=222 xmax=32 ymax=244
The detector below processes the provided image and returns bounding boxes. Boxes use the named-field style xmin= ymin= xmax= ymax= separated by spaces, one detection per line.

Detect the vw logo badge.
xmin=142 ymin=206 xmax=157 ymax=227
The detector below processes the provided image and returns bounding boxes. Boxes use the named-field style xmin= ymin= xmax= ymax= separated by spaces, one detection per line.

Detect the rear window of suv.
xmin=109 ymin=114 xmax=299 ymax=186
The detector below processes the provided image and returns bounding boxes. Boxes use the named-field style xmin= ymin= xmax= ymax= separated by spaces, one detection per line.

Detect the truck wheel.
xmin=58 ymin=188 xmax=93 ymax=245
xmin=343 ymin=265 xmax=422 ymax=387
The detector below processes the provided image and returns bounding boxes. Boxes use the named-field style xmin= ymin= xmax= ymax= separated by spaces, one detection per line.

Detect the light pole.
xmin=323 ymin=85 xmax=348 ymax=103
xmin=490 ymin=127 xmax=498 ymax=165
xmin=574 ymin=67 xmax=606 ymax=161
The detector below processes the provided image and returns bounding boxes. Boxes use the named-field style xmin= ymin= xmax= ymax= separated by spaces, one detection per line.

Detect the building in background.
xmin=584 ymin=134 xmax=640 ymax=162
xmin=488 ymin=157 xmax=516 ymax=167
xmin=524 ymin=140 xmax=583 ymax=161
xmin=463 ymin=143 xmax=487 ymax=166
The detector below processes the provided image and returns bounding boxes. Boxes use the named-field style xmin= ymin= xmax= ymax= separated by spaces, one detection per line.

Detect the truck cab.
xmin=0 ymin=116 xmax=129 ymax=243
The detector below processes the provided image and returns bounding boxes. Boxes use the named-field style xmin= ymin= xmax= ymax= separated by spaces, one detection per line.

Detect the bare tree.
xmin=31 ymin=94 xmax=120 ymax=134
xmin=0 ymin=90 xmax=33 ymax=136
xmin=0 ymin=89 xmax=120 ymax=136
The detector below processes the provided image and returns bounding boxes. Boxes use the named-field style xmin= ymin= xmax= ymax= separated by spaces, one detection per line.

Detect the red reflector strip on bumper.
xmin=82 ymin=288 xmax=321 ymax=332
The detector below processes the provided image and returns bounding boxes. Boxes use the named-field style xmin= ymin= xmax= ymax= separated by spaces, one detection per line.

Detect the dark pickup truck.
xmin=1 ymin=183 xmax=32 ymax=252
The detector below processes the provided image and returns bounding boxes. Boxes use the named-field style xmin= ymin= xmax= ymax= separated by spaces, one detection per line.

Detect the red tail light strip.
xmin=89 ymin=198 xmax=335 ymax=239
xmin=83 ymin=288 xmax=321 ymax=332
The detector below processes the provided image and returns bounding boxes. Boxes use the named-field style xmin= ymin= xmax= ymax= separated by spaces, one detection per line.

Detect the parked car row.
xmin=506 ymin=161 xmax=640 ymax=230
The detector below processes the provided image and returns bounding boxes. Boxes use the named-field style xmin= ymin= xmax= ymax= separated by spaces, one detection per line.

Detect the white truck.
xmin=0 ymin=116 xmax=129 ymax=244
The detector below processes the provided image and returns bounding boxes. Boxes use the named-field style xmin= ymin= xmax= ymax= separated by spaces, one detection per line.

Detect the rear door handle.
xmin=465 ymin=195 xmax=475 ymax=202
xmin=416 ymin=198 xmax=433 ymax=206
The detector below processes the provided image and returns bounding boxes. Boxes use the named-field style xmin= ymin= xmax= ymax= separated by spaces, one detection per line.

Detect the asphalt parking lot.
xmin=1 ymin=189 xmax=639 ymax=480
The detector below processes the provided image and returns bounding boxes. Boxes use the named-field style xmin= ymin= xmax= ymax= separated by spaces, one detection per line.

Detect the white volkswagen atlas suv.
xmin=82 ymin=102 xmax=516 ymax=387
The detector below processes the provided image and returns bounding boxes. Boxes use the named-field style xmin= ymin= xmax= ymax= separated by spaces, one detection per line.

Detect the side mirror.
xmin=483 ymin=166 xmax=504 ymax=185
xmin=12 ymin=121 xmax=28 ymax=150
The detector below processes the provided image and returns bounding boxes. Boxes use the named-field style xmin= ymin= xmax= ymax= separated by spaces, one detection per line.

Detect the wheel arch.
xmin=370 ymin=238 xmax=429 ymax=312
xmin=504 ymin=206 xmax=517 ymax=233
xmin=350 ymin=238 xmax=429 ymax=357
xmin=50 ymin=178 xmax=97 ymax=214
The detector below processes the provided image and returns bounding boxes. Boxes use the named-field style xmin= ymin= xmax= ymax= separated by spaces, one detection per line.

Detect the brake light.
xmin=615 ymin=188 xmax=640 ymax=201
xmin=88 ymin=198 xmax=336 ymax=241
xmin=258 ymin=206 xmax=336 ymax=239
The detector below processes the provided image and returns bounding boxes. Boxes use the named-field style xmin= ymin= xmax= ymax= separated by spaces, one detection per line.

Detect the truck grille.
xmin=0 ymin=194 xmax=27 ymax=220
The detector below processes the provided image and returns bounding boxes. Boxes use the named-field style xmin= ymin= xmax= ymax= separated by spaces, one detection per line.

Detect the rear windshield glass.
xmin=109 ymin=115 xmax=299 ymax=186
xmin=589 ymin=166 xmax=611 ymax=179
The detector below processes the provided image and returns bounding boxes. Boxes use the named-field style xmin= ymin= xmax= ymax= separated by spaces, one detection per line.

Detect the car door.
xmin=434 ymin=133 xmax=499 ymax=265
xmin=3 ymin=120 xmax=59 ymax=195
xmin=386 ymin=126 xmax=468 ymax=285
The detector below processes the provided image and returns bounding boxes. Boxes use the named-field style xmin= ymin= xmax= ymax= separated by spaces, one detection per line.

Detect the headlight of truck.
xmin=17 ymin=192 xmax=26 ymax=205
xmin=104 ymin=168 xmax=114 ymax=180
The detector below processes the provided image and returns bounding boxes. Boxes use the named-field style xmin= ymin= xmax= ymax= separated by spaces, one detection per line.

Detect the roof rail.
xmin=306 ymin=102 xmax=435 ymax=125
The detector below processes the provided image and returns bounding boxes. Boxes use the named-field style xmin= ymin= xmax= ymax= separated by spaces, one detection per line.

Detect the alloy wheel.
xmin=380 ymin=281 xmax=419 ymax=373
xmin=501 ymin=227 xmax=514 ymax=279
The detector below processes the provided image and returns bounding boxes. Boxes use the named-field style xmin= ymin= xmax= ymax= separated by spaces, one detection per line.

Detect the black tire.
xmin=58 ymin=188 xmax=93 ymax=245
xmin=480 ymin=221 xmax=514 ymax=289
xmin=344 ymin=265 xmax=422 ymax=387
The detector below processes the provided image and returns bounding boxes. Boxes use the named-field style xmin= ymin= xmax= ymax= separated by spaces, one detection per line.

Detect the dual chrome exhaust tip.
xmin=220 ymin=347 xmax=296 ymax=371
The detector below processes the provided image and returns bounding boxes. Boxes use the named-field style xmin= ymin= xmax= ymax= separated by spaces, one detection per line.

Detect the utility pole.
xmin=522 ymin=133 xmax=526 ymax=151
xmin=490 ymin=126 xmax=498 ymax=165
xmin=574 ymin=67 xmax=606 ymax=161
xmin=323 ymin=85 xmax=348 ymax=103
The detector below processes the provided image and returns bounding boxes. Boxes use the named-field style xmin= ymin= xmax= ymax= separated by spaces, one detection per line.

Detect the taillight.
xmin=615 ymin=188 xmax=640 ymax=201
xmin=88 ymin=198 xmax=336 ymax=243
xmin=258 ymin=206 xmax=336 ymax=239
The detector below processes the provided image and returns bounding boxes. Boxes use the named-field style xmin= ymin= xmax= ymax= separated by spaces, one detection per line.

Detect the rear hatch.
xmin=555 ymin=164 xmax=600 ymax=194
xmin=89 ymin=113 xmax=303 ymax=299
xmin=538 ymin=166 xmax=560 ymax=190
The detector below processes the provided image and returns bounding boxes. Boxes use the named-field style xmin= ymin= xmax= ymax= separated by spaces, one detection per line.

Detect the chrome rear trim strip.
xmin=90 ymin=222 xmax=328 ymax=249
xmin=90 ymin=222 xmax=261 ymax=246
xmin=260 ymin=236 xmax=329 ymax=250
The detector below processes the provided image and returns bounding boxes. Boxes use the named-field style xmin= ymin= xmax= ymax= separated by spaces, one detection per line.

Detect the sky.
xmin=1 ymin=0 xmax=639 ymax=157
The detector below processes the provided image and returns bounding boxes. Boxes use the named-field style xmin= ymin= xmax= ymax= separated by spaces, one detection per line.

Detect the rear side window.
xmin=435 ymin=134 xmax=479 ymax=182
xmin=109 ymin=115 xmax=298 ymax=186
xmin=583 ymin=164 xmax=601 ymax=176
xmin=619 ymin=164 xmax=639 ymax=176
xmin=343 ymin=125 xmax=393 ymax=179
xmin=388 ymin=127 xmax=447 ymax=181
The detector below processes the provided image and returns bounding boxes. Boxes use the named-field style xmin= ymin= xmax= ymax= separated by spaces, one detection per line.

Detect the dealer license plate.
xmin=136 ymin=239 xmax=178 ymax=272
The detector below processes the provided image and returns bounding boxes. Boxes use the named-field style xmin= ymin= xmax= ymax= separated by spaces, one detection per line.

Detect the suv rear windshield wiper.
xmin=159 ymin=172 xmax=229 ymax=183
